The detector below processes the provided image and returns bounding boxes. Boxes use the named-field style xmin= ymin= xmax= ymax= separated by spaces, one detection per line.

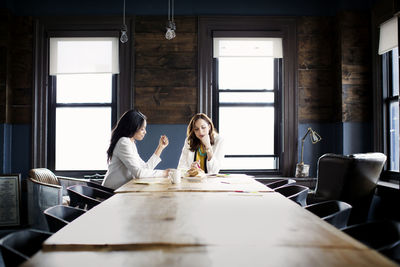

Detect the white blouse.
xmin=177 ymin=134 xmax=225 ymax=174
xmin=102 ymin=137 xmax=164 ymax=189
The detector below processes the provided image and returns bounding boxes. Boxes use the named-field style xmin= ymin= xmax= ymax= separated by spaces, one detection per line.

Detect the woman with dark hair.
xmin=177 ymin=113 xmax=225 ymax=174
xmin=102 ymin=109 xmax=169 ymax=189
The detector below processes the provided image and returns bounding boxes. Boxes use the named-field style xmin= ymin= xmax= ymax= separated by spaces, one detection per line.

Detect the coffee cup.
xmin=169 ymin=169 xmax=181 ymax=184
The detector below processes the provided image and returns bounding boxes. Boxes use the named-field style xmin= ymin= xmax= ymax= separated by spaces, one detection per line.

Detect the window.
xmin=199 ymin=17 xmax=297 ymax=176
xmin=378 ymin=16 xmax=399 ymax=174
xmin=213 ymin=38 xmax=282 ymax=171
xmin=33 ymin=18 xmax=133 ymax=176
xmin=382 ymin=48 xmax=399 ymax=171
xmin=48 ymin=38 xmax=118 ymax=172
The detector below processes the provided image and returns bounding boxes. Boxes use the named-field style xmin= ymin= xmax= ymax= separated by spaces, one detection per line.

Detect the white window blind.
xmin=49 ymin=37 xmax=119 ymax=75
xmin=213 ymin=38 xmax=283 ymax=58
xmin=379 ymin=17 xmax=398 ymax=55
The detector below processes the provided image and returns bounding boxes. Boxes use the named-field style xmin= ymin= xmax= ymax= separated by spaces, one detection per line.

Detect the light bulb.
xmin=165 ymin=28 xmax=176 ymax=40
xmin=120 ymin=25 xmax=128 ymax=43
xmin=165 ymin=20 xmax=176 ymax=40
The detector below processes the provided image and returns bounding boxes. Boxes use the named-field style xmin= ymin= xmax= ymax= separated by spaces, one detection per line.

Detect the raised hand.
xmin=159 ymin=135 xmax=169 ymax=149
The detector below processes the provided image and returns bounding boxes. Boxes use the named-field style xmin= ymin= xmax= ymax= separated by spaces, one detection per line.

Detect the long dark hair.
xmin=107 ymin=109 xmax=146 ymax=162
xmin=187 ymin=113 xmax=217 ymax=152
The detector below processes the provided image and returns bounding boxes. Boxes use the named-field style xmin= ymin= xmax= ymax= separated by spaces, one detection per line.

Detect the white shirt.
xmin=177 ymin=134 xmax=225 ymax=174
xmin=102 ymin=137 xmax=164 ymax=189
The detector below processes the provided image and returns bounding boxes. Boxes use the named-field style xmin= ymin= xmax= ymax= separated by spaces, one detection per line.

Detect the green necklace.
xmin=198 ymin=146 xmax=207 ymax=156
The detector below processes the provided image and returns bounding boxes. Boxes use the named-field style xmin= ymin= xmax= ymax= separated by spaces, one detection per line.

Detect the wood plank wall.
xmin=338 ymin=11 xmax=371 ymax=122
xmin=134 ymin=16 xmax=198 ymax=124
xmin=0 ymin=12 xmax=370 ymax=126
xmin=0 ymin=10 xmax=33 ymax=124
xmin=297 ymin=11 xmax=372 ymax=124
xmin=0 ymin=9 xmax=10 ymax=124
xmin=297 ymin=16 xmax=339 ymax=123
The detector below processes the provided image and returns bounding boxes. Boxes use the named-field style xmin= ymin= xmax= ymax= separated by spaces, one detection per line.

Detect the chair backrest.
xmin=342 ymin=220 xmax=400 ymax=262
xmin=29 ymin=168 xmax=60 ymax=185
xmin=315 ymin=153 xmax=386 ymax=224
xmin=67 ymin=185 xmax=113 ymax=210
xmin=304 ymin=200 xmax=352 ymax=229
xmin=265 ymin=179 xmax=296 ymax=190
xmin=44 ymin=205 xmax=86 ymax=232
xmin=275 ymin=184 xmax=309 ymax=206
xmin=0 ymin=229 xmax=52 ymax=267
xmin=86 ymin=181 xmax=115 ymax=194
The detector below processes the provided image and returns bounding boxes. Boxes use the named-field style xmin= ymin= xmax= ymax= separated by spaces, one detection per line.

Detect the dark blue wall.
xmin=136 ymin=124 xmax=187 ymax=169
xmin=0 ymin=124 xmax=30 ymax=179
xmin=298 ymin=122 xmax=373 ymax=178
xmin=4 ymin=0 xmax=375 ymax=16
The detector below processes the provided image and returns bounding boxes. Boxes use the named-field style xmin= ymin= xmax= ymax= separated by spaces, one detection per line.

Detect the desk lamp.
xmin=295 ymin=127 xmax=322 ymax=177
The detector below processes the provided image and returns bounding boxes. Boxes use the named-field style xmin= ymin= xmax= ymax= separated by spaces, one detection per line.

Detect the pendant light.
xmin=120 ymin=0 xmax=128 ymax=43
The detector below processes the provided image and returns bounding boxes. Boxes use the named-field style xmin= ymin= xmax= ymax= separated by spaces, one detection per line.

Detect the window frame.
xmin=33 ymin=17 xmax=134 ymax=177
xmin=47 ymin=74 xmax=118 ymax=173
xmin=213 ymin=55 xmax=282 ymax=173
xmin=198 ymin=17 xmax=298 ymax=176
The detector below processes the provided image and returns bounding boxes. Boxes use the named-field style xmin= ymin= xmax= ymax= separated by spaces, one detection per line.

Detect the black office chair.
xmin=342 ymin=220 xmax=400 ymax=263
xmin=67 ymin=185 xmax=113 ymax=210
xmin=0 ymin=229 xmax=52 ymax=267
xmin=304 ymin=200 xmax=352 ymax=229
xmin=265 ymin=179 xmax=296 ymax=189
xmin=308 ymin=153 xmax=386 ymax=225
xmin=44 ymin=205 xmax=86 ymax=232
xmin=86 ymin=181 xmax=115 ymax=194
xmin=274 ymin=184 xmax=309 ymax=206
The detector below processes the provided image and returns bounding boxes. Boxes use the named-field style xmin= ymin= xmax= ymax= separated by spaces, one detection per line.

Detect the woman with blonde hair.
xmin=177 ymin=113 xmax=225 ymax=174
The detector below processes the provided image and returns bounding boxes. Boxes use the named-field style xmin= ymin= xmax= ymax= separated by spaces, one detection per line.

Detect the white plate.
xmin=182 ymin=176 xmax=206 ymax=182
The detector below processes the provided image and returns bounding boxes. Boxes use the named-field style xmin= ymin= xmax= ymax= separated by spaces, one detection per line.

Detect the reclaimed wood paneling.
xmin=0 ymin=14 xmax=33 ymax=124
xmin=135 ymin=16 xmax=197 ymax=124
xmin=0 ymin=9 xmax=10 ymax=124
xmin=298 ymin=12 xmax=372 ymax=124
xmin=297 ymin=17 xmax=339 ymax=123
xmin=338 ymin=11 xmax=371 ymax=122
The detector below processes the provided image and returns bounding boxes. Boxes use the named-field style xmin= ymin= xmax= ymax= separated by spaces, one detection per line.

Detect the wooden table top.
xmin=23 ymin=246 xmax=397 ymax=267
xmin=115 ymin=174 xmax=273 ymax=193
xmin=43 ymin=192 xmax=366 ymax=250
xmin=22 ymin=177 xmax=399 ymax=267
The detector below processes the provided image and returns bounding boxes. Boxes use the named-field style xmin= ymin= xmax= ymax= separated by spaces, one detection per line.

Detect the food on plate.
xmin=186 ymin=166 xmax=206 ymax=177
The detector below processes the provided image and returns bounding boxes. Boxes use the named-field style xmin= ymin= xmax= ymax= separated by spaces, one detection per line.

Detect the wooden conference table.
xmin=22 ymin=175 xmax=397 ymax=267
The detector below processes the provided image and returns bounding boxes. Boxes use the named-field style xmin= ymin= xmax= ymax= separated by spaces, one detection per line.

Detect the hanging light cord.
xmin=168 ymin=0 xmax=174 ymax=22
xmin=123 ymin=0 xmax=126 ymax=26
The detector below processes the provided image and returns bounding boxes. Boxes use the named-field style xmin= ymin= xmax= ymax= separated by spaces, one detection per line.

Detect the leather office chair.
xmin=309 ymin=153 xmax=386 ymax=225
xmin=0 ymin=229 xmax=52 ymax=267
xmin=304 ymin=200 xmax=352 ymax=229
xmin=67 ymin=185 xmax=113 ymax=210
xmin=44 ymin=205 xmax=86 ymax=233
xmin=342 ymin=220 xmax=400 ymax=263
xmin=27 ymin=168 xmax=87 ymax=230
xmin=265 ymin=178 xmax=296 ymax=189
xmin=274 ymin=184 xmax=309 ymax=206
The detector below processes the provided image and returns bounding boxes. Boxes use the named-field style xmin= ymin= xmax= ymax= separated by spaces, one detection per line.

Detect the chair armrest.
xmin=57 ymin=176 xmax=87 ymax=196
xmin=57 ymin=176 xmax=87 ymax=183
xmin=28 ymin=177 xmax=62 ymax=189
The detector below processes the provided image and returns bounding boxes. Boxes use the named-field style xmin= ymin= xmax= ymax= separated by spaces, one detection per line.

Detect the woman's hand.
xmin=191 ymin=160 xmax=200 ymax=169
xmin=159 ymin=135 xmax=169 ymax=149
xmin=155 ymin=135 xmax=169 ymax=157
xmin=199 ymin=134 xmax=211 ymax=150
